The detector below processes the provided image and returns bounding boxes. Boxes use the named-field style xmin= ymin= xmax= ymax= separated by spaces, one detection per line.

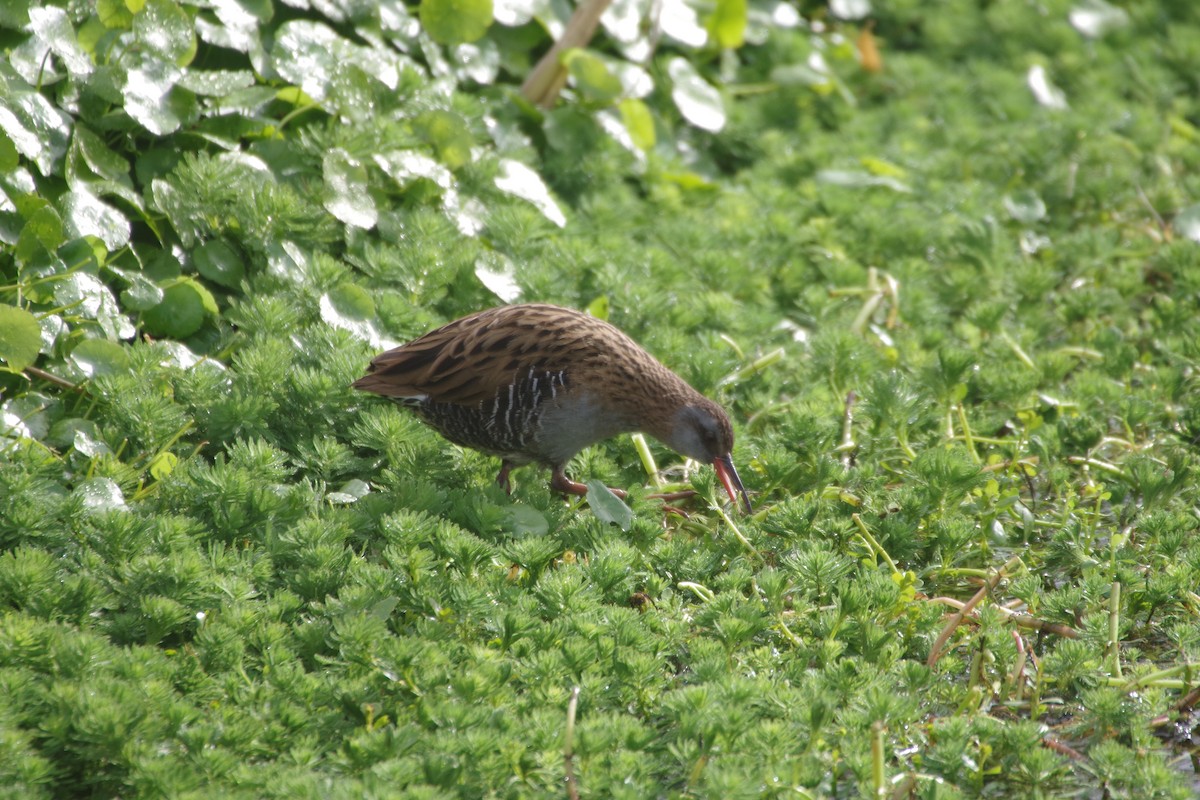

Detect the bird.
xmin=352 ymin=303 xmax=752 ymax=513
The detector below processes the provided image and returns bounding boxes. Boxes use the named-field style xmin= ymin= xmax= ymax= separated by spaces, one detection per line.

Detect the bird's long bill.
xmin=713 ymin=454 xmax=752 ymax=514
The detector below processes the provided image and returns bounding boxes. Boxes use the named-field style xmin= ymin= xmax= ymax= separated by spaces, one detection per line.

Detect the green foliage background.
xmin=4 ymin=0 xmax=1200 ymax=797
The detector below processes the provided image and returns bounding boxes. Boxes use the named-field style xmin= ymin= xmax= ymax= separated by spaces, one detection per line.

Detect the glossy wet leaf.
xmin=193 ymin=239 xmax=245 ymax=288
xmin=55 ymin=273 xmax=135 ymax=340
xmin=327 ymin=479 xmax=370 ymax=504
xmin=1 ymin=394 xmax=54 ymax=439
xmin=320 ymin=284 xmax=384 ymax=346
xmin=124 ymin=59 xmax=185 ymax=134
xmin=75 ymin=478 xmax=127 ymax=514
xmin=420 ymin=0 xmax=493 ymax=45
xmin=586 ymin=480 xmax=633 ymax=531
xmin=27 ymin=6 xmax=93 ymax=79
xmin=475 ymin=251 xmax=521 ymax=302
xmin=70 ymin=338 xmax=130 ymax=378
xmin=71 ymin=125 xmax=131 ymax=185
xmin=0 ymin=305 xmax=42 ymax=372
xmin=660 ymin=0 xmax=707 ymax=47
xmin=1069 ymin=0 xmax=1129 ymax=38
xmin=0 ymin=81 xmax=72 ymax=175
xmin=134 ymin=0 xmax=197 ymax=66
xmin=322 ymin=149 xmax=377 ymax=229
xmin=119 ymin=272 xmax=165 ymax=311
xmin=667 ymin=57 xmax=725 ymax=133
xmin=142 ymin=278 xmax=215 ymax=338
xmin=59 ymin=188 xmax=130 ymax=250
xmin=48 ymin=418 xmax=104 ymax=451
xmin=494 ymin=159 xmax=566 ymax=227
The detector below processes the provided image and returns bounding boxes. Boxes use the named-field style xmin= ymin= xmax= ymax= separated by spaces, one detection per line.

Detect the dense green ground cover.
xmin=4 ymin=0 xmax=1200 ymax=796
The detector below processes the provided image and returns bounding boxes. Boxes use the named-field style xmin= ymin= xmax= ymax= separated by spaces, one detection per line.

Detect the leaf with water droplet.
xmin=323 ymin=148 xmax=377 ymax=229
xmin=134 ymin=0 xmax=197 ymax=66
xmin=75 ymin=477 xmax=127 ymax=514
xmin=59 ymin=188 xmax=130 ymax=251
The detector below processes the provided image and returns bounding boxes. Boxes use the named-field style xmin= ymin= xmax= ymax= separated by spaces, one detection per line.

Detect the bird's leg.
xmin=496 ymin=461 xmax=516 ymax=495
xmin=550 ymin=467 xmax=627 ymax=499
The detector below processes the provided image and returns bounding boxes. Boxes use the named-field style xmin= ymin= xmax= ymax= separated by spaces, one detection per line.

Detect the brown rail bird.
xmin=352 ymin=304 xmax=752 ymax=513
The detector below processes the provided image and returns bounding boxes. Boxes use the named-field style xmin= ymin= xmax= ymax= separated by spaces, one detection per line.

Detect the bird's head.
xmin=662 ymin=399 xmax=752 ymax=513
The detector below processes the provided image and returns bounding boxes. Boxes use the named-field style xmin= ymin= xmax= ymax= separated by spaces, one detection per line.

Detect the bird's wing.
xmin=352 ymin=305 xmax=598 ymax=407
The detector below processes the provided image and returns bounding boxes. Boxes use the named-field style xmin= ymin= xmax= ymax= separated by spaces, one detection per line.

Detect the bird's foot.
xmin=550 ymin=469 xmax=627 ymax=500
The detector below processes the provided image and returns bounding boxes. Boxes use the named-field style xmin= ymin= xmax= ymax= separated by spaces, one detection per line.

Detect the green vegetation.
xmin=4 ymin=0 xmax=1200 ymax=796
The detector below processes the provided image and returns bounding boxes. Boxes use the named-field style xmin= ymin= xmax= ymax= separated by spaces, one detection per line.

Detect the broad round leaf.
xmin=134 ymin=0 xmax=198 ymax=66
xmin=60 ymin=188 xmax=131 ymax=250
xmin=707 ymin=0 xmax=747 ymax=48
xmin=323 ymin=149 xmax=377 ymax=229
xmin=420 ymin=0 xmax=493 ymax=45
xmin=75 ymin=477 xmax=127 ymax=514
xmin=48 ymin=418 xmax=103 ymax=450
xmin=16 ymin=205 xmax=64 ymax=263
xmin=667 ymin=57 xmax=726 ymax=133
xmin=618 ymin=98 xmax=656 ymax=151
xmin=70 ymin=338 xmax=130 ymax=378
xmin=416 ymin=111 xmax=474 ymax=170
xmin=120 ymin=272 xmax=165 ymax=310
xmin=494 ymin=159 xmax=566 ymax=227
xmin=142 ymin=279 xmax=213 ymax=338
xmin=193 ymin=239 xmax=246 ymax=287
xmin=319 ymin=284 xmax=383 ymax=346
xmin=561 ymin=49 xmax=623 ymax=104
xmin=0 ymin=304 xmax=42 ymax=372
xmin=149 ymin=451 xmax=178 ymax=480
xmin=325 ymin=283 xmax=375 ymax=321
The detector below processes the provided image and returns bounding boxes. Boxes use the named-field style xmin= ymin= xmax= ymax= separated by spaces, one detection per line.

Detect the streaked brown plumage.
xmin=352 ymin=304 xmax=751 ymax=512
